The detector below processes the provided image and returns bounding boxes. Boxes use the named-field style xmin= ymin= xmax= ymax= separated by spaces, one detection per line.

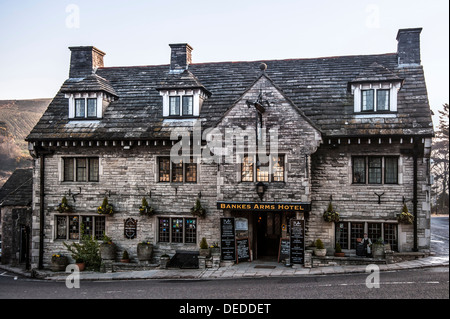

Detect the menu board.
xmin=278 ymin=238 xmax=290 ymax=263
xmin=290 ymin=219 xmax=305 ymax=264
xmin=236 ymin=237 xmax=250 ymax=263
xmin=220 ymin=218 xmax=236 ymax=261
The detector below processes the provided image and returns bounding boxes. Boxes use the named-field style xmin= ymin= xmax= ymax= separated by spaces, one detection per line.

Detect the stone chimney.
xmin=169 ymin=43 xmax=193 ymax=72
xmin=68 ymin=46 xmax=106 ymax=78
xmin=396 ymin=28 xmax=422 ymax=66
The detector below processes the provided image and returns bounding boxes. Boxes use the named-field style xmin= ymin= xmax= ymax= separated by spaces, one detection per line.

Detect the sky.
xmin=0 ymin=0 xmax=448 ymax=125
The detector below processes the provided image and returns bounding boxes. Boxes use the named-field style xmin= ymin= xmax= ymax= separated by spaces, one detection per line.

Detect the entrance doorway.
xmin=256 ymin=212 xmax=281 ymax=259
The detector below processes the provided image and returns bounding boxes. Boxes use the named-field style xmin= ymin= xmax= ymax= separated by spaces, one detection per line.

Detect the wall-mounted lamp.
xmin=256 ymin=182 xmax=267 ymax=200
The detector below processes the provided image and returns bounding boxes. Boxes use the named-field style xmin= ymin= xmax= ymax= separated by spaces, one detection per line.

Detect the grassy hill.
xmin=0 ymin=99 xmax=51 ymax=187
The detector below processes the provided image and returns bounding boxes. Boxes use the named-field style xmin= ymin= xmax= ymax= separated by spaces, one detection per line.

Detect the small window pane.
xmin=69 ymin=216 xmax=80 ymax=240
xmin=82 ymin=216 xmax=93 ymax=237
xmin=185 ymin=218 xmax=197 ymax=244
xmin=350 ymin=222 xmax=364 ymax=249
xmin=257 ymin=157 xmax=269 ymax=182
xmin=64 ymin=158 xmax=74 ymax=181
xmin=272 ymin=155 xmax=285 ymax=182
xmin=75 ymin=99 xmax=85 ymax=117
xmin=182 ymin=96 xmax=193 ymax=116
xmin=88 ymin=158 xmax=99 ymax=182
xmin=172 ymin=218 xmax=183 ymax=243
xmin=385 ymin=157 xmax=398 ymax=184
xmin=368 ymin=157 xmax=382 ymax=184
xmin=384 ymin=223 xmax=398 ymax=251
xmin=335 ymin=222 xmax=349 ymax=250
xmin=172 ymin=159 xmax=183 ymax=182
xmin=352 ymin=157 xmax=366 ymax=184
xmin=241 ymin=156 xmax=254 ymax=182
xmin=159 ymin=157 xmax=170 ymax=182
xmin=169 ymin=96 xmax=180 ymax=116
xmin=94 ymin=216 xmax=105 ymax=240
xmin=377 ymin=90 xmax=390 ymax=111
xmin=87 ymin=98 xmax=97 ymax=117
xmin=361 ymin=90 xmax=374 ymax=111
xmin=159 ymin=218 xmax=170 ymax=242
xmin=368 ymin=223 xmax=382 ymax=243
xmin=56 ymin=216 xmax=67 ymax=239
xmin=185 ymin=158 xmax=197 ymax=183
xmin=76 ymin=158 xmax=87 ymax=182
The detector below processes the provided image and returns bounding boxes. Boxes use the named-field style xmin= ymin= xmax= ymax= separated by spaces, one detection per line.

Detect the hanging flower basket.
xmin=139 ymin=197 xmax=155 ymax=216
xmin=191 ymin=198 xmax=206 ymax=218
xmin=56 ymin=196 xmax=73 ymax=213
xmin=397 ymin=203 xmax=414 ymax=224
xmin=323 ymin=202 xmax=340 ymax=222
xmin=97 ymin=197 xmax=114 ymax=215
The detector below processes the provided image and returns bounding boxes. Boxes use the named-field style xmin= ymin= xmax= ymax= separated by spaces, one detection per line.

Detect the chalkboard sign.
xmin=290 ymin=219 xmax=305 ymax=264
xmin=236 ymin=237 xmax=251 ymax=263
xmin=220 ymin=218 xmax=236 ymax=261
xmin=278 ymin=238 xmax=290 ymax=263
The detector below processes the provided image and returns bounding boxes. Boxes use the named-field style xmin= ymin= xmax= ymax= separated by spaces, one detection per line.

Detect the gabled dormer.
xmin=62 ymin=46 xmax=118 ymax=120
xmin=156 ymin=44 xmax=211 ymax=118
xmin=349 ymin=62 xmax=403 ymax=115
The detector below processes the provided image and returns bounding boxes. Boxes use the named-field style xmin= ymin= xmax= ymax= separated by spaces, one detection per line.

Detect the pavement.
xmin=1 ymin=255 xmax=448 ymax=282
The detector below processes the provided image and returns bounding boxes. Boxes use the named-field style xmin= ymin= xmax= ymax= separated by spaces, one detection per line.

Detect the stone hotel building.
xmin=25 ymin=28 xmax=433 ymax=269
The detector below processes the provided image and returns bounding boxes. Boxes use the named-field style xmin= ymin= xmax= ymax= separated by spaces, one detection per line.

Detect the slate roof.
xmin=26 ymin=51 xmax=434 ymax=142
xmin=0 ymin=169 xmax=33 ymax=207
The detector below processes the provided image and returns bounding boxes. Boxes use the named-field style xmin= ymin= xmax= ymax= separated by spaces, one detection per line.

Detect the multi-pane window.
xmin=384 ymin=157 xmax=399 ymax=184
xmin=169 ymin=96 xmax=180 ymax=116
xmin=361 ymin=90 xmax=374 ymax=111
xmin=245 ymin=155 xmax=285 ymax=183
xmin=75 ymin=98 xmax=97 ymax=118
xmin=158 ymin=217 xmax=197 ymax=244
xmin=56 ymin=215 xmax=105 ymax=240
xmin=335 ymin=221 xmax=398 ymax=251
xmin=272 ymin=155 xmax=285 ymax=182
xmin=336 ymin=222 xmax=349 ymax=249
xmin=159 ymin=157 xmax=170 ymax=182
xmin=361 ymin=89 xmax=390 ymax=112
xmin=241 ymin=156 xmax=254 ymax=182
xmin=377 ymin=89 xmax=390 ymax=111
xmin=158 ymin=157 xmax=197 ymax=183
xmin=350 ymin=222 xmax=364 ymax=249
xmin=352 ymin=156 xmax=399 ymax=185
xmin=182 ymin=96 xmax=193 ymax=116
xmin=63 ymin=157 xmax=99 ymax=182
xmin=352 ymin=157 xmax=366 ymax=184
xmin=368 ymin=157 xmax=382 ymax=184
xmin=169 ymin=95 xmax=193 ymax=116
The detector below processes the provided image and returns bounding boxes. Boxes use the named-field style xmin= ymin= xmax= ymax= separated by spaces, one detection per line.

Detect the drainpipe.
xmin=412 ymin=138 xmax=419 ymax=252
xmin=38 ymin=153 xmax=45 ymax=269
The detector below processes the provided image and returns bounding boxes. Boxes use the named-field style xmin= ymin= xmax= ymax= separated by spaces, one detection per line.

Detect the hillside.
xmin=0 ymin=99 xmax=51 ymax=187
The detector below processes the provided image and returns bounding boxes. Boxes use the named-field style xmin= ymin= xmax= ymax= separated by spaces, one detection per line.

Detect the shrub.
xmin=200 ymin=237 xmax=209 ymax=249
xmin=315 ymin=239 xmax=325 ymax=249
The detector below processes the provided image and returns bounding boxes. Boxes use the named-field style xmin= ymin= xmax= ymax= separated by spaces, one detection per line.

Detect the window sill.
xmin=353 ymin=113 xmax=397 ymax=119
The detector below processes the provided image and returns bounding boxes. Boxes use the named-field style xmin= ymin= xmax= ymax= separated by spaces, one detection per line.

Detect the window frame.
xmin=351 ymin=156 xmax=399 ymax=185
xmin=158 ymin=156 xmax=197 ymax=184
xmin=158 ymin=217 xmax=197 ymax=244
xmin=55 ymin=214 xmax=105 ymax=241
xmin=63 ymin=157 xmax=100 ymax=182
xmin=242 ymin=154 xmax=286 ymax=183
xmin=361 ymin=89 xmax=375 ymax=112
xmin=74 ymin=97 xmax=98 ymax=119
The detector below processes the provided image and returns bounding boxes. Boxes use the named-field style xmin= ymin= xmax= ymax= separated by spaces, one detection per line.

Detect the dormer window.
xmin=66 ymin=92 xmax=111 ymax=120
xmin=352 ymin=82 xmax=401 ymax=114
xmin=75 ymin=98 xmax=97 ymax=118
xmin=160 ymin=89 xmax=209 ymax=118
xmin=361 ymin=88 xmax=390 ymax=112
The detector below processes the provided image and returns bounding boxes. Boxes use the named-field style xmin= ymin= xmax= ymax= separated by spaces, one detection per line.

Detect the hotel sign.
xmin=217 ymin=201 xmax=311 ymax=212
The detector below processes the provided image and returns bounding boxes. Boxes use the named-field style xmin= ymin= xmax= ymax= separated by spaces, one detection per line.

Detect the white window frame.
xmin=352 ymin=82 xmax=401 ymax=114
xmin=66 ymin=92 xmax=107 ymax=119
xmin=160 ymin=89 xmax=207 ymax=117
